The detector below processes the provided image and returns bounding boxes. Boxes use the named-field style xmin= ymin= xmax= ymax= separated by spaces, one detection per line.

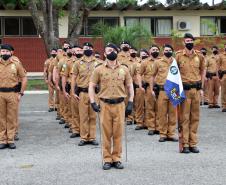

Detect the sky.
xmin=109 ymin=0 xmax=223 ymax=5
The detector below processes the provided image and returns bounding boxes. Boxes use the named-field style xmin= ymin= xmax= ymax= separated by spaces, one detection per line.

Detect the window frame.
xmin=21 ymin=16 xmax=38 ymax=36
xmin=83 ymin=16 xmax=120 ymax=36
xmin=4 ymin=16 xmax=20 ymax=36
xmin=124 ymin=16 xmax=173 ymax=37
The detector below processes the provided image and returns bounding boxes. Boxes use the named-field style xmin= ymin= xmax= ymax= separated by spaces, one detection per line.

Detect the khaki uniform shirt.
xmin=139 ymin=57 xmax=161 ymax=83
xmin=61 ymin=57 xmax=77 ymax=83
xmin=72 ymin=56 xmax=100 ymax=88
xmin=219 ymin=52 xmax=226 ymax=71
xmin=206 ymin=54 xmax=219 ymax=73
xmin=90 ymin=60 xmax=132 ymax=99
xmin=175 ymin=49 xmax=205 ymax=83
xmin=0 ymin=58 xmax=26 ymax=88
xmin=151 ymin=56 xmax=173 ymax=85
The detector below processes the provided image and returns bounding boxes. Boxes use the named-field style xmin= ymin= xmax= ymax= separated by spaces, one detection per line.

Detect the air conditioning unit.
xmin=177 ymin=21 xmax=191 ymax=31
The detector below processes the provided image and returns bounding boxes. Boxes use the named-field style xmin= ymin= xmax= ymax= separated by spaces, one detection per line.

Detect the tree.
xmin=166 ymin=0 xmax=200 ymax=5
xmin=147 ymin=0 xmax=160 ymax=6
xmin=1 ymin=0 xmax=102 ymax=56
xmin=92 ymin=22 xmax=154 ymax=49
xmin=116 ymin=0 xmax=138 ymax=7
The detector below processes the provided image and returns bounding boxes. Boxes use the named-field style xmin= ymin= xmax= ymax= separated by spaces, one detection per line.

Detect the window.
xmin=200 ymin=17 xmax=217 ymax=36
xmin=22 ymin=17 xmax=37 ymax=35
xmin=220 ymin=17 xmax=226 ymax=34
xmin=0 ymin=18 xmax=2 ymax=36
xmin=156 ymin=18 xmax=172 ymax=36
xmin=84 ymin=17 xmax=119 ymax=35
xmin=4 ymin=17 xmax=20 ymax=35
xmin=125 ymin=17 xmax=172 ymax=37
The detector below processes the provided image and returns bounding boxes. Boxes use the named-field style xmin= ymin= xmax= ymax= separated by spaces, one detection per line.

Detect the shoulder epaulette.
xmin=175 ymin=50 xmax=183 ymax=54
xmin=121 ymin=63 xmax=128 ymax=68
xmin=95 ymin=63 xmax=103 ymax=68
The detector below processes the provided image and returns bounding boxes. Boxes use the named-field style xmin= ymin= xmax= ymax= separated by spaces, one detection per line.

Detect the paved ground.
xmin=0 ymin=94 xmax=226 ymax=185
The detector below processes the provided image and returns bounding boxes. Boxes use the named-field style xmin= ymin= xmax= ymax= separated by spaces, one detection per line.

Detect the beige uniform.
xmin=90 ymin=60 xmax=132 ymax=163
xmin=206 ymin=54 xmax=220 ymax=106
xmin=72 ymin=56 xmax=100 ymax=142
xmin=0 ymin=58 xmax=26 ymax=144
xmin=151 ymin=56 xmax=177 ymax=138
xmin=219 ymin=52 xmax=226 ymax=109
xmin=176 ymin=49 xmax=205 ymax=147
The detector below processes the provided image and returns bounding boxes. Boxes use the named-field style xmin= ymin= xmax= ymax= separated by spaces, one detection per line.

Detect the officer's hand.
xmin=91 ymin=102 xmax=100 ymax=112
xmin=64 ymin=92 xmax=71 ymax=100
xmin=56 ymin=85 xmax=60 ymax=91
xmin=200 ymin=90 xmax=204 ymax=98
xmin=125 ymin=101 xmax=133 ymax=117
xmin=45 ymin=79 xmax=48 ymax=84
xmin=72 ymin=93 xmax=80 ymax=100
xmin=140 ymin=87 xmax=145 ymax=92
xmin=151 ymin=90 xmax=155 ymax=97
xmin=18 ymin=94 xmax=22 ymax=102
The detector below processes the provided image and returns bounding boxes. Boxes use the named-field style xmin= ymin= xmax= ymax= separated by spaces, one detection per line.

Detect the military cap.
xmin=120 ymin=41 xmax=130 ymax=45
xmin=200 ymin=48 xmax=207 ymax=51
xmin=140 ymin=48 xmax=149 ymax=55
xmin=212 ymin=45 xmax=218 ymax=50
xmin=149 ymin=44 xmax=160 ymax=50
xmin=130 ymin=46 xmax=137 ymax=51
xmin=184 ymin=33 xmax=195 ymax=40
xmin=163 ymin=44 xmax=174 ymax=51
xmin=51 ymin=48 xmax=57 ymax=52
xmin=0 ymin=44 xmax=13 ymax=51
xmin=105 ymin=43 xmax=119 ymax=53
xmin=73 ymin=45 xmax=82 ymax=49
xmin=83 ymin=42 xmax=93 ymax=48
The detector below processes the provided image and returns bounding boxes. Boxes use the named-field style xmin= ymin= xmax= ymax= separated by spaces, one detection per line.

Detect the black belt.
xmin=100 ymin=97 xmax=124 ymax=104
xmin=0 ymin=87 xmax=17 ymax=92
xmin=142 ymin=82 xmax=149 ymax=90
xmin=183 ymin=82 xmax=202 ymax=91
xmin=155 ymin=84 xmax=164 ymax=91
xmin=79 ymin=87 xmax=88 ymax=93
xmin=133 ymin=83 xmax=139 ymax=89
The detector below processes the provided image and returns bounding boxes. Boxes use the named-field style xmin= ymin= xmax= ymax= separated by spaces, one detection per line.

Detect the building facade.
xmin=0 ymin=3 xmax=226 ymax=72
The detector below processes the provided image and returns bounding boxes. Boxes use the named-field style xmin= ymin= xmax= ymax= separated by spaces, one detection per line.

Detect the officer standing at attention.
xmin=0 ymin=44 xmax=27 ymax=149
xmin=175 ymin=33 xmax=205 ymax=153
xmin=218 ymin=43 xmax=226 ymax=112
xmin=206 ymin=46 xmax=220 ymax=108
xmin=89 ymin=43 xmax=134 ymax=170
xmin=71 ymin=42 xmax=100 ymax=146
xmin=200 ymin=48 xmax=209 ymax=105
xmin=150 ymin=44 xmax=178 ymax=142
xmin=44 ymin=48 xmax=57 ymax=112
xmin=138 ymin=45 xmax=161 ymax=136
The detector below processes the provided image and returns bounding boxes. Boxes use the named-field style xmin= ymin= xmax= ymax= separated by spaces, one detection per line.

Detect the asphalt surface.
xmin=0 ymin=94 xmax=226 ymax=185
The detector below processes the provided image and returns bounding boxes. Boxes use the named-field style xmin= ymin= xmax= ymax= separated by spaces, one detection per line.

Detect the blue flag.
xmin=164 ymin=58 xmax=186 ymax=107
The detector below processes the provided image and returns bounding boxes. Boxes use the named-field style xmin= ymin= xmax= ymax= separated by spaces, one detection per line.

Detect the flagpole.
xmin=177 ymin=104 xmax=183 ymax=153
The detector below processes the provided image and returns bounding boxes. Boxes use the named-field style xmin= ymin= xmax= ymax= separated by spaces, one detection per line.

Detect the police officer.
xmin=150 ymin=44 xmax=178 ymax=142
xmin=118 ymin=41 xmax=131 ymax=61
xmin=206 ymin=46 xmax=220 ymax=108
xmin=0 ymin=44 xmax=27 ymax=149
xmin=200 ymin=48 xmax=209 ymax=105
xmin=175 ymin=33 xmax=205 ymax=153
xmin=44 ymin=48 xmax=57 ymax=112
xmin=138 ymin=45 xmax=161 ymax=135
xmin=71 ymin=42 xmax=100 ymax=146
xmin=89 ymin=43 xmax=134 ymax=170
xmin=218 ymin=43 xmax=226 ymax=112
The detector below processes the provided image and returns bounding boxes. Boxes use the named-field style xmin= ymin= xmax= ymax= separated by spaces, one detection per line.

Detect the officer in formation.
xmin=0 ymin=44 xmax=27 ymax=149
xmin=200 ymin=45 xmax=226 ymax=112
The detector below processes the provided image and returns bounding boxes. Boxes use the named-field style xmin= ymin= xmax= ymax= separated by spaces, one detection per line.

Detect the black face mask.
xmin=130 ymin=53 xmax=136 ymax=58
xmin=201 ymin=52 xmax=207 ymax=56
xmin=141 ymin=56 xmax=148 ymax=60
xmin=213 ymin=50 xmax=218 ymax=55
xmin=75 ymin=53 xmax=83 ymax=58
xmin=63 ymin=48 xmax=67 ymax=52
xmin=151 ymin=52 xmax=159 ymax=58
xmin=1 ymin=54 xmax=11 ymax=61
xmin=67 ymin=52 xmax=72 ymax=58
xmin=51 ymin=54 xmax=57 ymax=58
xmin=122 ymin=46 xmax=129 ymax=52
xmin=164 ymin=52 xmax=173 ymax=58
xmin=84 ymin=49 xmax=93 ymax=57
xmin=106 ymin=51 xmax=117 ymax=61
xmin=225 ymin=48 xmax=226 ymax=51
xmin=185 ymin=43 xmax=194 ymax=50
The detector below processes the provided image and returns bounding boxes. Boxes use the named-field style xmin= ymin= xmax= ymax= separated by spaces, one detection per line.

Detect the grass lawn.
xmin=26 ymin=79 xmax=48 ymax=90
